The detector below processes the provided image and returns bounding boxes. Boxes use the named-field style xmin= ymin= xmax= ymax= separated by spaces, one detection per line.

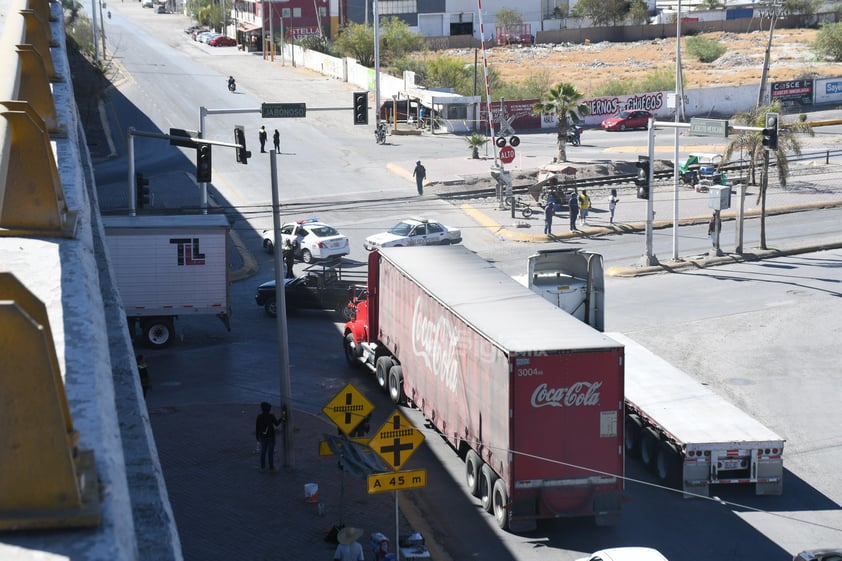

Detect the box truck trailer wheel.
xmin=141 ymin=317 xmax=174 ymax=348
xmin=624 ymin=414 xmax=643 ymax=458
xmin=480 ymin=464 xmax=496 ymax=513
xmin=655 ymin=441 xmax=681 ymax=485
xmin=465 ymin=450 xmax=482 ymax=497
xmin=640 ymin=426 xmax=661 ymax=469
xmin=387 ymin=365 xmax=405 ymax=405
xmin=492 ymin=478 xmax=509 ymax=530
xmin=375 ymin=356 xmax=393 ymax=389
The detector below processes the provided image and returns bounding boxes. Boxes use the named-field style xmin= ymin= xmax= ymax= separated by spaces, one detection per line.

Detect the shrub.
xmin=814 ymin=22 xmax=842 ymax=61
xmin=686 ymin=36 xmax=726 ymax=63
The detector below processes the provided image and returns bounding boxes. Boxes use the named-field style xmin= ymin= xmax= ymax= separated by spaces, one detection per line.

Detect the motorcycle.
xmin=566 ymin=125 xmax=582 ymax=146
xmin=107 ymin=10 xmax=111 ymax=18
xmin=227 ymin=78 xmax=236 ymax=93
xmin=375 ymin=121 xmax=387 ymax=144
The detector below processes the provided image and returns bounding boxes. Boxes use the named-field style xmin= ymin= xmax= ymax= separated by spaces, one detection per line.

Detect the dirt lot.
xmin=430 ymin=28 xmax=834 ymax=93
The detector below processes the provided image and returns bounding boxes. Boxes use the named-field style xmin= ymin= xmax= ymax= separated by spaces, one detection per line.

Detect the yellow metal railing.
xmin=0 ymin=0 xmax=77 ymax=238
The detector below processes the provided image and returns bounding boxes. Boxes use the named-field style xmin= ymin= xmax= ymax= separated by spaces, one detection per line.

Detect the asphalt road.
xmin=90 ymin=5 xmax=842 ymax=561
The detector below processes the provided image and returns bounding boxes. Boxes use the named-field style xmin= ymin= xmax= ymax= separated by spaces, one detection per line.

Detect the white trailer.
xmin=103 ymin=215 xmax=231 ymax=348
xmin=522 ymin=249 xmax=785 ymax=496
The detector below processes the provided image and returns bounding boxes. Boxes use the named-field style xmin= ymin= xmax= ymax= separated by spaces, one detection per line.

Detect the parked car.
xmin=141 ymin=0 xmax=153 ymax=7
xmin=200 ymin=33 xmax=221 ymax=44
xmin=794 ymin=549 xmax=842 ymax=561
xmin=600 ymin=110 xmax=652 ymax=131
xmin=192 ymin=29 xmax=210 ymax=41
xmin=363 ymin=217 xmax=462 ymax=251
xmin=155 ymin=5 xmax=167 ymax=13
xmin=184 ymin=25 xmax=202 ymax=34
xmin=209 ymin=35 xmax=236 ymax=47
xmin=262 ymin=218 xmax=349 ymax=264
xmin=576 ymin=547 xmax=670 ymax=561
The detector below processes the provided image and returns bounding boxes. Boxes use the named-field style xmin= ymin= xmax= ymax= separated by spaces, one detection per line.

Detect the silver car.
xmin=364 ymin=217 xmax=462 ymax=251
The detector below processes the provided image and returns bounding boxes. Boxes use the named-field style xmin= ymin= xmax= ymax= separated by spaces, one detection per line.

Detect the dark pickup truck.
xmin=255 ymin=262 xmax=367 ymax=320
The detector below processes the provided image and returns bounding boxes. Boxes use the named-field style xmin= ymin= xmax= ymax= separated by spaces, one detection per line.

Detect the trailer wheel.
xmin=388 ymin=365 xmax=405 ymax=404
xmin=465 ymin=450 xmax=482 ymax=497
xmin=375 ymin=356 xmax=393 ymax=389
xmin=142 ymin=318 xmax=174 ymax=348
xmin=480 ymin=464 xmax=496 ymax=513
xmin=656 ymin=442 xmax=681 ymax=485
xmin=264 ymin=299 xmax=277 ymax=317
xmin=492 ymin=478 xmax=509 ymax=530
xmin=640 ymin=427 xmax=661 ymax=469
xmin=624 ymin=414 xmax=643 ymax=458
xmin=343 ymin=333 xmax=360 ymax=367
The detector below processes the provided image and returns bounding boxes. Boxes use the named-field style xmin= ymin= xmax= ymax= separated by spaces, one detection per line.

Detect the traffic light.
xmin=136 ymin=172 xmax=150 ymax=209
xmin=762 ymin=112 xmax=779 ymax=151
xmin=635 ymin=155 xmax=650 ymax=200
xmin=196 ymin=144 xmax=212 ymax=183
xmin=234 ymin=125 xmax=251 ymax=164
xmin=353 ymin=92 xmax=368 ymax=125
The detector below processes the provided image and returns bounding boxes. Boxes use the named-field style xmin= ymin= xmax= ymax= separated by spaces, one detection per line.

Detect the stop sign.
xmin=499 ymin=145 xmax=516 ymax=164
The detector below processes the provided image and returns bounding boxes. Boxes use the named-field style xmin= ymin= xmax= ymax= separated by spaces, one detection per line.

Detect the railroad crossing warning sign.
xmin=369 ymin=410 xmax=425 ymax=471
xmin=367 ymin=469 xmax=427 ymax=494
xmin=322 ymin=383 xmax=374 ymax=436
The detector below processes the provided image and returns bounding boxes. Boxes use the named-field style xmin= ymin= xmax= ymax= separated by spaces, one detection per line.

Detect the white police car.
xmin=262 ymin=218 xmax=349 ymax=263
xmin=363 ymin=217 xmax=462 ymax=251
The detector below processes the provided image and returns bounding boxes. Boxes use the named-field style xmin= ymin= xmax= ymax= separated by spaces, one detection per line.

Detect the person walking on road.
xmin=578 ymin=189 xmax=591 ymax=225
xmin=413 ymin=160 xmax=426 ymax=195
xmin=255 ymin=402 xmax=283 ymax=472
xmin=273 ymin=129 xmax=280 ymax=152
xmin=608 ymin=189 xmax=619 ymax=224
xmin=136 ymin=355 xmax=151 ymax=398
xmin=544 ymin=201 xmax=554 ymax=236
xmin=333 ymin=527 xmax=365 ymax=561
xmin=258 ymin=126 xmax=267 ymax=153
xmin=567 ymin=191 xmax=579 ymax=231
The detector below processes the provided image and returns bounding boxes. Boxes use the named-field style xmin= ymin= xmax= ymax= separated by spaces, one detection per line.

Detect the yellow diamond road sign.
xmin=322 ymin=383 xmax=374 ymax=436
xmin=369 ymin=410 xmax=425 ymax=471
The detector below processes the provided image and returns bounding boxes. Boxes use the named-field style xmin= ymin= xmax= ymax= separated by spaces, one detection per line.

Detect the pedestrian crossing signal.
xmin=353 ymin=92 xmax=368 ymax=125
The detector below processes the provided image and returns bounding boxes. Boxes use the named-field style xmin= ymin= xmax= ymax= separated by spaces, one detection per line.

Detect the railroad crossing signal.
xmin=369 ymin=410 xmax=425 ymax=471
xmin=367 ymin=469 xmax=427 ymax=494
xmin=322 ymin=383 xmax=374 ymax=436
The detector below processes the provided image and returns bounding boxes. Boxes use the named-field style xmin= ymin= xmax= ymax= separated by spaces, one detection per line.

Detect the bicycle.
xmin=504 ymin=196 xmax=534 ymax=218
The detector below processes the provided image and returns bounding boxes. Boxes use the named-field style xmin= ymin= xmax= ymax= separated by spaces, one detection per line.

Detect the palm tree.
xmin=722 ymin=101 xmax=813 ymax=249
xmin=532 ymin=82 xmax=590 ymax=163
xmin=465 ymin=134 xmax=489 ymax=159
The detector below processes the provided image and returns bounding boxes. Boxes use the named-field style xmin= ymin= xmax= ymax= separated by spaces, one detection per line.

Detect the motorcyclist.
xmin=107 ymin=9 xmax=111 ymax=18
xmin=227 ymin=76 xmax=236 ymax=92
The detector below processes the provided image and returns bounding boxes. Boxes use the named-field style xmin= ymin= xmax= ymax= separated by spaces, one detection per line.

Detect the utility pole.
xmin=757 ymin=0 xmax=783 ymax=107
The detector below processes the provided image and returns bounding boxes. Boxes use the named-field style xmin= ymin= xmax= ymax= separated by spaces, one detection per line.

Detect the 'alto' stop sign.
xmin=499 ymin=145 xmax=516 ymax=164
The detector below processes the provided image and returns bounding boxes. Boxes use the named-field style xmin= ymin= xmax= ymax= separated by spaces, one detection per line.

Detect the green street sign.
xmin=690 ymin=117 xmax=728 ymax=137
xmin=261 ymin=102 xmax=307 ymax=119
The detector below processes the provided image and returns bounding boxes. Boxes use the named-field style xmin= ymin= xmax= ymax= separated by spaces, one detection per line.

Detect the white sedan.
xmin=576 ymin=547 xmax=669 ymax=561
xmin=364 ymin=217 xmax=462 ymax=251
xmin=262 ymin=218 xmax=349 ymax=263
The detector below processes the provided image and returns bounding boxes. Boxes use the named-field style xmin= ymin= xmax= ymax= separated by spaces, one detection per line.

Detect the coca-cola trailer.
xmin=343 ymin=246 xmax=625 ymax=531
xmin=522 ymin=249 xmax=785 ymax=497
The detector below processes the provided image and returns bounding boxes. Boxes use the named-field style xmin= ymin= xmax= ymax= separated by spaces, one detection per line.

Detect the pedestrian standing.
xmin=608 ymin=189 xmax=619 ymax=224
xmin=413 ymin=160 xmax=426 ymax=195
xmin=255 ymin=402 xmax=282 ymax=472
xmin=567 ymin=191 xmax=579 ymax=231
xmin=283 ymin=239 xmax=295 ymax=279
xmin=273 ymin=129 xmax=280 ymax=152
xmin=544 ymin=201 xmax=554 ymax=236
xmin=136 ymin=355 xmax=151 ymax=398
xmin=418 ymin=106 xmax=425 ymax=129
xmin=333 ymin=527 xmax=365 ymax=561
xmin=578 ymin=189 xmax=591 ymax=224
xmin=258 ymin=126 xmax=267 ymax=153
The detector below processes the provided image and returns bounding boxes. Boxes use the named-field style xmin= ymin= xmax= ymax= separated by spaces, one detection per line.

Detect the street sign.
xmin=318 ymin=437 xmax=370 ymax=456
xmin=322 ymin=383 xmax=374 ymax=436
xmin=367 ymin=469 xmax=427 ymax=494
xmin=169 ymin=128 xmax=200 ymax=148
xmin=690 ymin=117 xmax=729 ymax=137
xmin=261 ymin=102 xmax=307 ymax=119
xmin=499 ymin=145 xmax=516 ymax=164
xmin=368 ymin=410 xmax=425 ymax=471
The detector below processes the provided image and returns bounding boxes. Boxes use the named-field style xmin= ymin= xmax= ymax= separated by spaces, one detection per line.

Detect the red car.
xmin=209 ymin=35 xmax=237 ymax=47
xmin=600 ymin=110 xmax=652 ymax=131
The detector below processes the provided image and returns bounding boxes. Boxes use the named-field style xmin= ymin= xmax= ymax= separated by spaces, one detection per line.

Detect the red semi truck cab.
xmin=343 ymin=246 xmax=624 ymax=531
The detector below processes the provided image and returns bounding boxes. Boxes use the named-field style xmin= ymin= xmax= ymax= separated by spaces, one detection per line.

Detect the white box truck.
xmin=523 ymin=249 xmax=785 ymax=496
xmin=103 ymin=215 xmax=231 ymax=348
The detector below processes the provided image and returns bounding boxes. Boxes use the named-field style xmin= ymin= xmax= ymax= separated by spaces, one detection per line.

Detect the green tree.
xmin=336 ymin=19 xmax=421 ymax=68
xmin=533 ymin=82 xmax=590 ymax=163
xmin=571 ymin=0 xmax=630 ymax=26
xmin=465 ymin=134 xmax=489 ymax=159
xmin=722 ymin=102 xmax=814 ymax=249
xmin=627 ymin=0 xmax=649 ymax=25
xmin=697 ymin=0 xmax=723 ymax=9
xmin=813 ymin=21 xmax=842 ymax=61
xmin=336 ymin=22 xmax=374 ymax=66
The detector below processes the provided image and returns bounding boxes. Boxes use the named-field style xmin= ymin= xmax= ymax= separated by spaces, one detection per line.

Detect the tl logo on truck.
xmin=170 ymin=238 xmax=206 ymax=266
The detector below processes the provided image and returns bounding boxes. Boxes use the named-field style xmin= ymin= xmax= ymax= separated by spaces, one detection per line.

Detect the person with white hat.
xmin=333 ymin=527 xmax=364 ymax=561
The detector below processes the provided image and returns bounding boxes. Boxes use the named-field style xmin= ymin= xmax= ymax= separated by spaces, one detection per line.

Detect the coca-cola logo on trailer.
xmin=412 ymin=297 xmax=460 ymax=393
xmin=531 ymin=382 xmax=602 ymax=408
